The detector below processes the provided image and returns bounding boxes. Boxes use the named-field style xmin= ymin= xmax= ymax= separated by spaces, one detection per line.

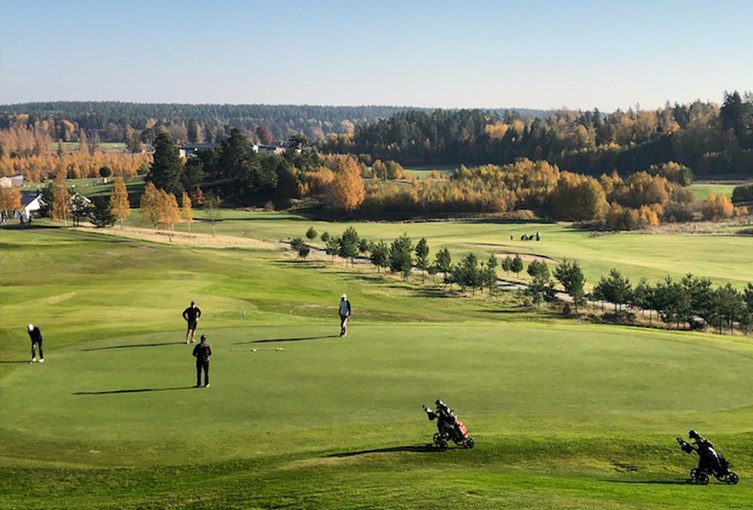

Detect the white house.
xmin=17 ymin=191 xmax=43 ymax=221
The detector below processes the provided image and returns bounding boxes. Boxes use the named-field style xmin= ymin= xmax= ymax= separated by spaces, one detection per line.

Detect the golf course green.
xmin=1 ymin=225 xmax=752 ymax=509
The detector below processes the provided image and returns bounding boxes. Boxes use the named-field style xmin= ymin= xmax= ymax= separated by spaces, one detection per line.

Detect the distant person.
xmin=182 ymin=301 xmax=202 ymax=344
xmin=339 ymin=293 xmax=352 ymax=337
xmin=535 ymin=231 xmax=540 ymax=241
xmin=27 ymin=324 xmax=44 ymax=363
xmin=192 ymin=334 xmax=212 ymax=388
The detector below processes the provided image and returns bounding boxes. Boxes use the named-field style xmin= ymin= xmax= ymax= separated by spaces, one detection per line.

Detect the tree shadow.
xmin=327 ymin=444 xmax=440 ymax=457
xmin=73 ymin=386 xmax=196 ymax=395
xmin=81 ymin=341 xmax=186 ymax=352
xmin=603 ymin=479 xmax=690 ymax=485
xmin=238 ymin=335 xmax=340 ymax=345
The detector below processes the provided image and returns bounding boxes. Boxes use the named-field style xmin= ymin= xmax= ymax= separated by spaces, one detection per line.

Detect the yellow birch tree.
xmin=109 ymin=177 xmax=130 ymax=229
xmin=140 ymin=182 xmax=161 ymax=227
xmin=50 ymin=172 xmax=71 ymax=226
xmin=181 ymin=192 xmax=193 ymax=235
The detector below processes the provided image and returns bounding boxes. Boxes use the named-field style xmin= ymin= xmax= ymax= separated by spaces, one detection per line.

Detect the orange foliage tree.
xmin=50 ymin=172 xmax=71 ymax=226
xmin=0 ymin=186 xmax=22 ymax=220
xmin=109 ymin=177 xmax=130 ymax=229
xmin=330 ymin=156 xmax=365 ymax=211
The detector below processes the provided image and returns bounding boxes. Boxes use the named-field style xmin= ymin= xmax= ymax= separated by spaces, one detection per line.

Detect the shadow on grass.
xmin=327 ymin=444 xmax=440 ymax=457
xmin=238 ymin=335 xmax=340 ymax=345
xmin=81 ymin=341 xmax=186 ymax=352
xmin=603 ymin=479 xmax=690 ymax=485
xmin=0 ymin=360 xmax=32 ymax=364
xmin=74 ymin=386 xmax=196 ymax=395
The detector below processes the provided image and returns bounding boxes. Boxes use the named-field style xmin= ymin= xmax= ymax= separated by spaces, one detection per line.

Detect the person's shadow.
xmin=237 ymin=335 xmax=340 ymax=345
xmin=73 ymin=386 xmax=195 ymax=395
xmin=81 ymin=341 xmax=185 ymax=352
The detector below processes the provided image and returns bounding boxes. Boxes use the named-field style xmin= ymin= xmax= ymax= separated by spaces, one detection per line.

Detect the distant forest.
xmin=0 ymin=101 xmax=547 ymax=146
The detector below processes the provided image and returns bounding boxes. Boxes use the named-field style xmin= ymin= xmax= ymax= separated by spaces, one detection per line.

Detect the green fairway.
xmin=124 ymin=209 xmax=753 ymax=289
xmin=2 ymin=228 xmax=753 ymax=509
xmin=688 ymin=182 xmax=739 ymax=201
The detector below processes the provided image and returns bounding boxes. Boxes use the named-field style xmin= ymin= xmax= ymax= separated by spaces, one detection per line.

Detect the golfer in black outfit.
xmin=193 ymin=334 xmax=212 ymax=387
xmin=182 ymin=301 xmax=201 ymax=344
xmin=27 ymin=324 xmax=44 ymax=363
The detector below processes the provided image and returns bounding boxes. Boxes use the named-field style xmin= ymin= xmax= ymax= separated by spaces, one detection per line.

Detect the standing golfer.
xmin=192 ymin=334 xmax=212 ymax=387
xmin=182 ymin=301 xmax=202 ymax=344
xmin=339 ymin=293 xmax=351 ymax=337
xmin=27 ymin=324 xmax=44 ymax=363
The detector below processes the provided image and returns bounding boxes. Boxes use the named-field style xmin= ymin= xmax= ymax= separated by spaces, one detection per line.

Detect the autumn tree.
xmin=181 ymin=192 xmax=193 ymax=234
xmin=140 ymin=182 xmax=161 ymax=227
xmin=255 ymin=125 xmax=274 ymax=145
xmin=109 ymin=177 xmax=130 ymax=229
xmin=330 ymin=156 xmax=365 ymax=212
xmin=158 ymin=189 xmax=181 ymax=241
xmin=0 ymin=186 xmax=22 ymax=221
xmin=50 ymin=172 xmax=71 ymax=226
xmin=702 ymin=192 xmax=734 ymax=221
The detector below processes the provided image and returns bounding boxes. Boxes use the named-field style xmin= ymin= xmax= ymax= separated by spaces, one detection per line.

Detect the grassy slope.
xmin=123 ymin=209 xmax=753 ymax=288
xmin=2 ymin=228 xmax=753 ymax=509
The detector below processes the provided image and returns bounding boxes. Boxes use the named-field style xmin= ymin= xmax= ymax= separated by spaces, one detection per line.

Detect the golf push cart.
xmin=676 ymin=430 xmax=738 ymax=485
xmin=422 ymin=399 xmax=474 ymax=450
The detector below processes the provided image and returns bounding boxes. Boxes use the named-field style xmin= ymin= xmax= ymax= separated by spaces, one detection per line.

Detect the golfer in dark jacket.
xmin=27 ymin=324 xmax=44 ymax=363
xmin=339 ymin=293 xmax=351 ymax=337
xmin=192 ymin=334 xmax=212 ymax=387
xmin=182 ymin=301 xmax=202 ymax=344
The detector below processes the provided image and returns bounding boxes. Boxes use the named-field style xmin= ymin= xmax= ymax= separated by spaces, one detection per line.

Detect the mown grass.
xmin=1 ymin=227 xmax=753 ymax=508
xmin=119 ymin=208 xmax=753 ymax=289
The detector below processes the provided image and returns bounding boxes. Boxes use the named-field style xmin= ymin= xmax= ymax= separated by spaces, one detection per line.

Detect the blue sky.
xmin=1 ymin=0 xmax=751 ymax=110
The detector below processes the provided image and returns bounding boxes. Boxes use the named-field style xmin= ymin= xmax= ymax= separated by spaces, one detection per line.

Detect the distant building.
xmin=0 ymin=174 xmax=24 ymax=188
xmin=252 ymin=143 xmax=287 ymax=155
xmin=178 ymin=143 xmax=215 ymax=159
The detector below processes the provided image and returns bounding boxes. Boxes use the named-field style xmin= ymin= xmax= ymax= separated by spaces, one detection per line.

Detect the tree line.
xmin=323 ymin=92 xmax=753 ymax=177
xmin=359 ymin=159 xmax=746 ymax=227
xmin=289 ymin=228 xmax=753 ymax=336
xmin=0 ymin=102 xmax=419 ymax=146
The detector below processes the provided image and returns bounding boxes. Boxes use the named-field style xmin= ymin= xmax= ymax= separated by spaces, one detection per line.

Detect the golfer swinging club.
xmin=339 ymin=293 xmax=351 ymax=337
xmin=182 ymin=301 xmax=201 ymax=344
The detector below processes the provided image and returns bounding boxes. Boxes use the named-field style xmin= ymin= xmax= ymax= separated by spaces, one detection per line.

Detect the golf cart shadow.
xmin=327 ymin=444 xmax=441 ymax=457
xmin=603 ymin=479 xmax=690 ymax=485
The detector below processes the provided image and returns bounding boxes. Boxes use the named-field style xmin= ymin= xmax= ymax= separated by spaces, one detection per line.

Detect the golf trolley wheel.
xmin=437 ymin=439 xmax=448 ymax=451
xmin=433 ymin=433 xmax=442 ymax=445
xmin=694 ymin=472 xmax=709 ymax=485
xmin=689 ymin=468 xmax=697 ymax=479
xmin=464 ymin=437 xmax=475 ymax=449
xmin=726 ymin=472 xmax=739 ymax=485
